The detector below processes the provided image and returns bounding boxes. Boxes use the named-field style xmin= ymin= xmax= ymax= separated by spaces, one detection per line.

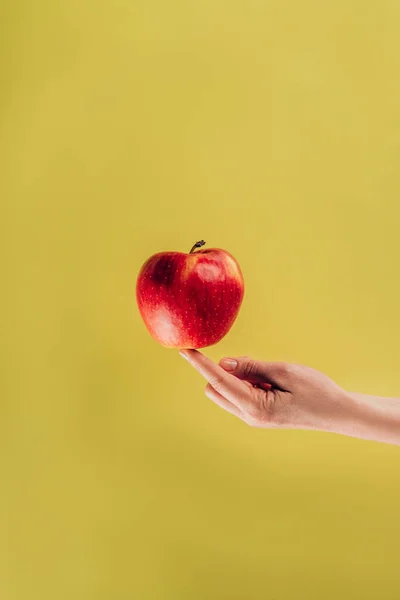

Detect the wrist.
xmin=334 ymin=390 xmax=400 ymax=445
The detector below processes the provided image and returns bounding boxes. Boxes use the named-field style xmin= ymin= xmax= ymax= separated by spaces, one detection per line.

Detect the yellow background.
xmin=1 ymin=1 xmax=400 ymax=598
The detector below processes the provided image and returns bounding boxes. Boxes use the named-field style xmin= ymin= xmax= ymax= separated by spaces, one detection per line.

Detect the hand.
xmin=179 ymin=349 xmax=350 ymax=433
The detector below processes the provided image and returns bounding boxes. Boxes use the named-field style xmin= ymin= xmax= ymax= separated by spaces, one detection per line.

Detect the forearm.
xmin=335 ymin=391 xmax=400 ymax=446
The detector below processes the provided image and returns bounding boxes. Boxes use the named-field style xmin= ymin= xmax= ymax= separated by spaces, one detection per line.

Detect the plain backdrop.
xmin=1 ymin=1 xmax=400 ymax=599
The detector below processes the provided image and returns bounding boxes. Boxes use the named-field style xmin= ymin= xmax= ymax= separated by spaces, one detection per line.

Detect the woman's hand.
xmin=179 ymin=350 xmax=400 ymax=445
xmin=179 ymin=349 xmax=349 ymax=433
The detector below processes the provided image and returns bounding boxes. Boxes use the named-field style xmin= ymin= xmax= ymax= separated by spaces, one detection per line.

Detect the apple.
xmin=136 ymin=240 xmax=245 ymax=349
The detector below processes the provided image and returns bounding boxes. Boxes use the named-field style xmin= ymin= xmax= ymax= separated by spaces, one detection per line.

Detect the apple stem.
xmin=189 ymin=240 xmax=206 ymax=254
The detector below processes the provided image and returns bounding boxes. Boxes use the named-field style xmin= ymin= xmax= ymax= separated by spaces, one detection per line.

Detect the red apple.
xmin=136 ymin=240 xmax=245 ymax=349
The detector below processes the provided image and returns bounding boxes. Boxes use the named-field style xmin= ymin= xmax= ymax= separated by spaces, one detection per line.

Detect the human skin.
xmin=179 ymin=349 xmax=400 ymax=446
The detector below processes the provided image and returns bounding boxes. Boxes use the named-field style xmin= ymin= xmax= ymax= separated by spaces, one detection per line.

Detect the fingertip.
xmin=179 ymin=348 xmax=199 ymax=358
xmin=260 ymin=382 xmax=272 ymax=391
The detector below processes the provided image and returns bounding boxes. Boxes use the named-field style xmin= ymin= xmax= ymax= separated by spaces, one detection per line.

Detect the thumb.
xmin=219 ymin=356 xmax=291 ymax=391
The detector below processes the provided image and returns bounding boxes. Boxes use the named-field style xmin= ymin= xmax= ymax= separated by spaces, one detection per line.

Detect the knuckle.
xmin=277 ymin=362 xmax=294 ymax=377
xmin=244 ymin=401 xmax=264 ymax=426
xmin=209 ymin=376 xmax=224 ymax=393
xmin=246 ymin=390 xmax=276 ymax=427
xmin=243 ymin=407 xmax=259 ymax=427
xmin=205 ymin=383 xmax=213 ymax=396
xmin=242 ymin=360 xmax=256 ymax=378
xmin=246 ymin=405 xmax=260 ymax=421
xmin=260 ymin=390 xmax=276 ymax=423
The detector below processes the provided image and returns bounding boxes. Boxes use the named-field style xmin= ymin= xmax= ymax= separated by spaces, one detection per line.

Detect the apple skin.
xmin=136 ymin=243 xmax=245 ymax=349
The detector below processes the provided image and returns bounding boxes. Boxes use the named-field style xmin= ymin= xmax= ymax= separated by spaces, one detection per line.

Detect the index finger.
xmin=179 ymin=349 xmax=249 ymax=408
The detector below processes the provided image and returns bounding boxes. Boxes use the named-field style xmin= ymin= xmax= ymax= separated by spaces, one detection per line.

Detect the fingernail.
xmin=179 ymin=351 xmax=190 ymax=361
xmin=220 ymin=358 xmax=238 ymax=371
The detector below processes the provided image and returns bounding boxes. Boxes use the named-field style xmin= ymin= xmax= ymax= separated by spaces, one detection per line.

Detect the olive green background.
xmin=1 ymin=1 xmax=400 ymax=599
